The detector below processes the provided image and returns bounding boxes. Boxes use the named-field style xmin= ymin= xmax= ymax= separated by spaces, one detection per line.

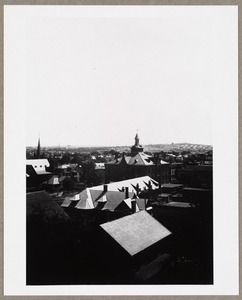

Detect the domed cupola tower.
xmin=131 ymin=132 xmax=144 ymax=153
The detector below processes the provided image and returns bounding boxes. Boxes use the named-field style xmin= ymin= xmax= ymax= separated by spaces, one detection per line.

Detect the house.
xmin=26 ymin=159 xmax=52 ymax=190
xmin=62 ymin=176 xmax=158 ymax=210
xmin=98 ymin=210 xmax=172 ymax=282
xmin=61 ymin=176 xmax=157 ymax=225
xmin=100 ymin=210 xmax=171 ymax=256
xmin=105 ymin=133 xmax=170 ymax=184
xmin=42 ymin=175 xmax=67 ymax=191
xmin=177 ymin=165 xmax=212 ymax=189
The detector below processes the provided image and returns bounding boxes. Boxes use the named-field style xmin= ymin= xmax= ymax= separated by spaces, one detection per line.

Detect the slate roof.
xmin=100 ymin=211 xmax=172 ymax=256
xmin=107 ymin=153 xmax=168 ymax=167
xmin=44 ymin=175 xmax=60 ymax=185
xmin=72 ymin=189 xmax=94 ymax=210
xmin=64 ymin=176 xmax=158 ymax=211
xmin=74 ymin=189 xmax=135 ymax=211
xmin=107 ymin=152 xmax=154 ymax=166
xmin=27 ymin=191 xmax=69 ymax=221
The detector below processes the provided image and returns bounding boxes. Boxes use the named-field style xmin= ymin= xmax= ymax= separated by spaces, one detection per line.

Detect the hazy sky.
xmin=5 ymin=6 xmax=237 ymax=147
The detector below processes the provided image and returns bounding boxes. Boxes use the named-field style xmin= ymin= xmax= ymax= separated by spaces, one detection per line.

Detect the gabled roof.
xmin=27 ymin=191 xmax=69 ymax=221
xmin=100 ymin=211 xmax=172 ymax=256
xmin=44 ymin=175 xmax=60 ymax=185
xmin=74 ymin=189 xmax=134 ymax=211
xmin=72 ymin=189 xmax=94 ymax=210
xmin=128 ymin=153 xmax=154 ymax=166
xmin=123 ymin=198 xmax=140 ymax=212
xmin=107 ymin=152 xmax=154 ymax=166
xmin=65 ymin=176 xmax=158 ymax=211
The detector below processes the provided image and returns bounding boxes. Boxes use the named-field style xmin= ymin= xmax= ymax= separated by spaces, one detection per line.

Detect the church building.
xmin=105 ymin=133 xmax=170 ymax=184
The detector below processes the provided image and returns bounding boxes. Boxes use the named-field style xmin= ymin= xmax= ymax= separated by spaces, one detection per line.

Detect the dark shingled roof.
xmin=27 ymin=191 xmax=69 ymax=221
xmin=100 ymin=211 xmax=172 ymax=256
xmin=107 ymin=152 xmax=155 ymax=166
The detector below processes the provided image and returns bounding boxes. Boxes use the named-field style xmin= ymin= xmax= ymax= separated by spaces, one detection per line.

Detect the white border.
xmin=4 ymin=5 xmax=239 ymax=295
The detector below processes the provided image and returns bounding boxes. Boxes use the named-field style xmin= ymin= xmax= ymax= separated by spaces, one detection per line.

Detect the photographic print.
xmin=4 ymin=5 xmax=238 ymax=296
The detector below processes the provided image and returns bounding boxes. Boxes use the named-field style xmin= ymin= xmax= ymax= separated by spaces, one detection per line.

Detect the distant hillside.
xmin=144 ymin=143 xmax=212 ymax=153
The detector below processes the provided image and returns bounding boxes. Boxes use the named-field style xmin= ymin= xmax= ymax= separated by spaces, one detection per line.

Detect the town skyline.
xmin=26 ymin=138 xmax=213 ymax=148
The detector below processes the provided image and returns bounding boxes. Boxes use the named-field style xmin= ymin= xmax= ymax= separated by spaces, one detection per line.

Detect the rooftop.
xmin=100 ymin=210 xmax=172 ymax=256
xmin=27 ymin=190 xmax=69 ymax=221
xmin=161 ymin=201 xmax=192 ymax=208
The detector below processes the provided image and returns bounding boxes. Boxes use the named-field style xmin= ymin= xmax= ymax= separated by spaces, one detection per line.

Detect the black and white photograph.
xmin=4 ymin=4 xmax=238 ymax=296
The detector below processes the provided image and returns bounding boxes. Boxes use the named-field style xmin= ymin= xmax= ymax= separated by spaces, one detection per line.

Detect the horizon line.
xmin=26 ymin=142 xmax=213 ymax=148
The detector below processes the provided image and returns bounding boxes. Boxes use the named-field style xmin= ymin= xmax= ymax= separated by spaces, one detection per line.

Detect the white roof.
xmin=26 ymin=159 xmax=50 ymax=175
xmin=26 ymin=159 xmax=50 ymax=167
xmin=100 ymin=211 xmax=172 ymax=256
xmin=89 ymin=176 xmax=158 ymax=193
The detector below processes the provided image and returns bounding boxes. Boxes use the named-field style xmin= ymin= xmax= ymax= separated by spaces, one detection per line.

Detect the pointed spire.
xmin=36 ymin=136 xmax=41 ymax=158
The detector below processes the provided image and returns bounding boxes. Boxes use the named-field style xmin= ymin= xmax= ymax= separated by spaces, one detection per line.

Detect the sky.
xmin=4 ymin=6 xmax=237 ymax=147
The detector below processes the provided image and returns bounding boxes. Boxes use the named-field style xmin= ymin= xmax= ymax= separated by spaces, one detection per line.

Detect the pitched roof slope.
xmin=74 ymin=189 xmax=135 ymax=211
xmin=100 ymin=211 xmax=172 ymax=256
xmin=107 ymin=152 xmax=154 ymax=166
xmin=44 ymin=175 xmax=60 ymax=185
xmin=64 ymin=176 xmax=158 ymax=210
xmin=27 ymin=191 xmax=69 ymax=221
xmin=90 ymin=176 xmax=158 ymax=193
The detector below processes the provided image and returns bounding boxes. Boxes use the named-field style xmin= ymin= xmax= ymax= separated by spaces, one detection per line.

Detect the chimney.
xmin=131 ymin=199 xmax=136 ymax=214
xmin=146 ymin=206 xmax=153 ymax=215
xmin=103 ymin=184 xmax=108 ymax=193
xmin=159 ymin=181 xmax=162 ymax=193
xmin=136 ymin=183 xmax=140 ymax=197
xmin=125 ymin=187 xmax=129 ymax=199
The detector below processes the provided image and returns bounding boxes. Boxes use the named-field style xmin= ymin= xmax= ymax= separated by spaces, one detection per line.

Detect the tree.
xmin=60 ymin=153 xmax=71 ymax=164
xmin=63 ymin=178 xmax=75 ymax=191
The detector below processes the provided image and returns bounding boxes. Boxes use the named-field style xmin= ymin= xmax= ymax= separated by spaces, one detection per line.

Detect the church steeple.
xmin=36 ymin=137 xmax=41 ymax=158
